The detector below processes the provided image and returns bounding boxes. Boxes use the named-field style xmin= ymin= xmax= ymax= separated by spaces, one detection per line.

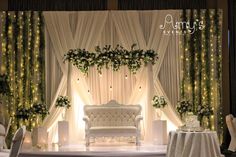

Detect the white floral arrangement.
xmin=176 ymin=100 xmax=192 ymax=117
xmin=197 ymin=105 xmax=213 ymax=118
xmin=55 ymin=96 xmax=71 ymax=109
xmin=64 ymin=44 xmax=158 ymax=74
xmin=152 ymin=96 xmax=167 ymax=108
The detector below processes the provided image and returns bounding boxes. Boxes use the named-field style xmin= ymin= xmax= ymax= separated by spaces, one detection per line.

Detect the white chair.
xmin=226 ymin=114 xmax=236 ymax=152
xmin=0 ymin=124 xmax=5 ymax=151
xmin=4 ymin=118 xmax=12 ymax=149
xmin=0 ymin=126 xmax=26 ymax=157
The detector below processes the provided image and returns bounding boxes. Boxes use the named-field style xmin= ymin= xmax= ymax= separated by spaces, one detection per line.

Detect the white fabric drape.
xmin=44 ymin=10 xmax=182 ymax=144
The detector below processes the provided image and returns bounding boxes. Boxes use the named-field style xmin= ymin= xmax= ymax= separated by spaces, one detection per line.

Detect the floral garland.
xmin=64 ymin=44 xmax=158 ymax=74
xmin=152 ymin=96 xmax=167 ymax=108
xmin=55 ymin=96 xmax=71 ymax=109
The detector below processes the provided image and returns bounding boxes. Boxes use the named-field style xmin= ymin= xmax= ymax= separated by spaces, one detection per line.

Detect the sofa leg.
xmin=86 ymin=137 xmax=90 ymax=146
xmin=136 ymin=136 xmax=141 ymax=146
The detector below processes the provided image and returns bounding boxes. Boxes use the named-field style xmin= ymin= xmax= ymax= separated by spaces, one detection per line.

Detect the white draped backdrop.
xmin=43 ymin=10 xmax=183 ymax=144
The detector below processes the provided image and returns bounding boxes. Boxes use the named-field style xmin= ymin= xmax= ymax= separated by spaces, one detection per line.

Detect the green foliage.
xmin=0 ymin=11 xmax=45 ymax=136
xmin=0 ymin=74 xmax=11 ymax=95
xmin=180 ymin=9 xmax=223 ymax=136
xmin=64 ymin=44 xmax=158 ymax=74
xmin=197 ymin=105 xmax=213 ymax=118
xmin=15 ymin=106 xmax=30 ymax=120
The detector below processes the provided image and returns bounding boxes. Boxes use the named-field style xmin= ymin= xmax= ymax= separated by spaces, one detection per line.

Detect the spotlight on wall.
xmin=139 ymin=86 xmax=142 ymax=91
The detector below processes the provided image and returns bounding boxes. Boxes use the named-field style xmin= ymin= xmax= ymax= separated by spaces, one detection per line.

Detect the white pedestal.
xmin=32 ymin=127 xmax=48 ymax=147
xmin=22 ymin=131 xmax=32 ymax=150
xmin=152 ymin=120 xmax=167 ymax=145
xmin=58 ymin=121 xmax=69 ymax=146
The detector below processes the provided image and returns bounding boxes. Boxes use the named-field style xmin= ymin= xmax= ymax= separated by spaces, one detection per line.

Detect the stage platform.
xmin=19 ymin=143 xmax=167 ymax=157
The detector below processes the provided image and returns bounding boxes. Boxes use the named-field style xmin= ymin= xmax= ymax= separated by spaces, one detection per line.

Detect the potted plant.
xmin=152 ymin=96 xmax=167 ymax=120
xmin=55 ymin=96 xmax=71 ymax=120
xmin=31 ymin=103 xmax=49 ymax=127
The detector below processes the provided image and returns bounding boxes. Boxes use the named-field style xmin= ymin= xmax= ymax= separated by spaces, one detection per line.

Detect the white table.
xmin=167 ymin=131 xmax=224 ymax=157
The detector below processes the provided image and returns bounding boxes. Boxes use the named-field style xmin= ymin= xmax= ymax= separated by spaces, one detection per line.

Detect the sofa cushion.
xmin=89 ymin=126 xmax=137 ymax=134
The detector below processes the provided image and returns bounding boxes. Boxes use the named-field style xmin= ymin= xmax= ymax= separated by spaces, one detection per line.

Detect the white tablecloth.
xmin=167 ymin=131 xmax=224 ymax=157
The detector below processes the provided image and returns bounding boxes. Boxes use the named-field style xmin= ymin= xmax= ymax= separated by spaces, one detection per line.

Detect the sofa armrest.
xmin=135 ymin=115 xmax=143 ymax=128
xmin=83 ymin=116 xmax=90 ymax=129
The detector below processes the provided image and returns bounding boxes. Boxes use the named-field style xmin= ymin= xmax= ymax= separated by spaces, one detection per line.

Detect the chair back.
xmin=3 ymin=117 xmax=12 ymax=149
xmin=5 ymin=118 xmax=12 ymax=139
xmin=0 ymin=124 xmax=5 ymax=151
xmin=9 ymin=126 xmax=26 ymax=157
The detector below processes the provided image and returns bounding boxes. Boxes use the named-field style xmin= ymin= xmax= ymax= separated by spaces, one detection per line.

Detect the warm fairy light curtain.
xmin=43 ymin=11 xmax=182 ymax=144
xmin=0 ymin=11 xmax=45 ymax=134
xmin=180 ymin=9 xmax=223 ymax=137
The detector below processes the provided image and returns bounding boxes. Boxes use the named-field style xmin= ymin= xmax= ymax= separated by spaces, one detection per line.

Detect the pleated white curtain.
xmin=43 ymin=10 xmax=182 ymax=144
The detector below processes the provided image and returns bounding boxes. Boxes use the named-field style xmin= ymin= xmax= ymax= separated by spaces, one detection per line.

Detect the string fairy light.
xmin=181 ymin=9 xmax=223 ymax=136
xmin=0 ymin=11 xmax=45 ymax=134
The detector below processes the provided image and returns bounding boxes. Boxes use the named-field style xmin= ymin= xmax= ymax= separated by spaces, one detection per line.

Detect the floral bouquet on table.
xmin=55 ymin=96 xmax=71 ymax=120
xmin=31 ymin=103 xmax=49 ymax=126
xmin=197 ymin=105 xmax=213 ymax=128
xmin=197 ymin=105 xmax=213 ymax=118
xmin=152 ymin=96 xmax=167 ymax=119
xmin=176 ymin=99 xmax=192 ymax=119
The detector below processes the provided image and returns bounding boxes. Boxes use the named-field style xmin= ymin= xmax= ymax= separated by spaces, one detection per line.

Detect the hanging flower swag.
xmin=64 ymin=44 xmax=158 ymax=74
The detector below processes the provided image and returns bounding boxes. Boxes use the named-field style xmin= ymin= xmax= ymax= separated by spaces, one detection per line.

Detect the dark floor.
xmin=222 ymin=150 xmax=236 ymax=157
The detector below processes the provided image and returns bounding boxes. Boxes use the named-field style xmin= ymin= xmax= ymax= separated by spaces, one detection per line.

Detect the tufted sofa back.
xmin=84 ymin=100 xmax=141 ymax=127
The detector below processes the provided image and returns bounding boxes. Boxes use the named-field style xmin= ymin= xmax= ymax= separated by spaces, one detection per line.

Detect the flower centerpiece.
xmin=31 ymin=103 xmax=49 ymax=126
xmin=197 ymin=105 xmax=213 ymax=128
xmin=176 ymin=100 xmax=192 ymax=119
xmin=55 ymin=96 xmax=71 ymax=120
xmin=152 ymin=96 xmax=167 ymax=119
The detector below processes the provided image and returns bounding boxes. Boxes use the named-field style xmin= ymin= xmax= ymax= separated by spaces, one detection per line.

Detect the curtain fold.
xmin=44 ymin=11 xmax=182 ymax=144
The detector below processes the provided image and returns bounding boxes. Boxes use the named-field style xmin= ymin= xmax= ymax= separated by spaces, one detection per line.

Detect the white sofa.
xmin=83 ymin=100 xmax=143 ymax=146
